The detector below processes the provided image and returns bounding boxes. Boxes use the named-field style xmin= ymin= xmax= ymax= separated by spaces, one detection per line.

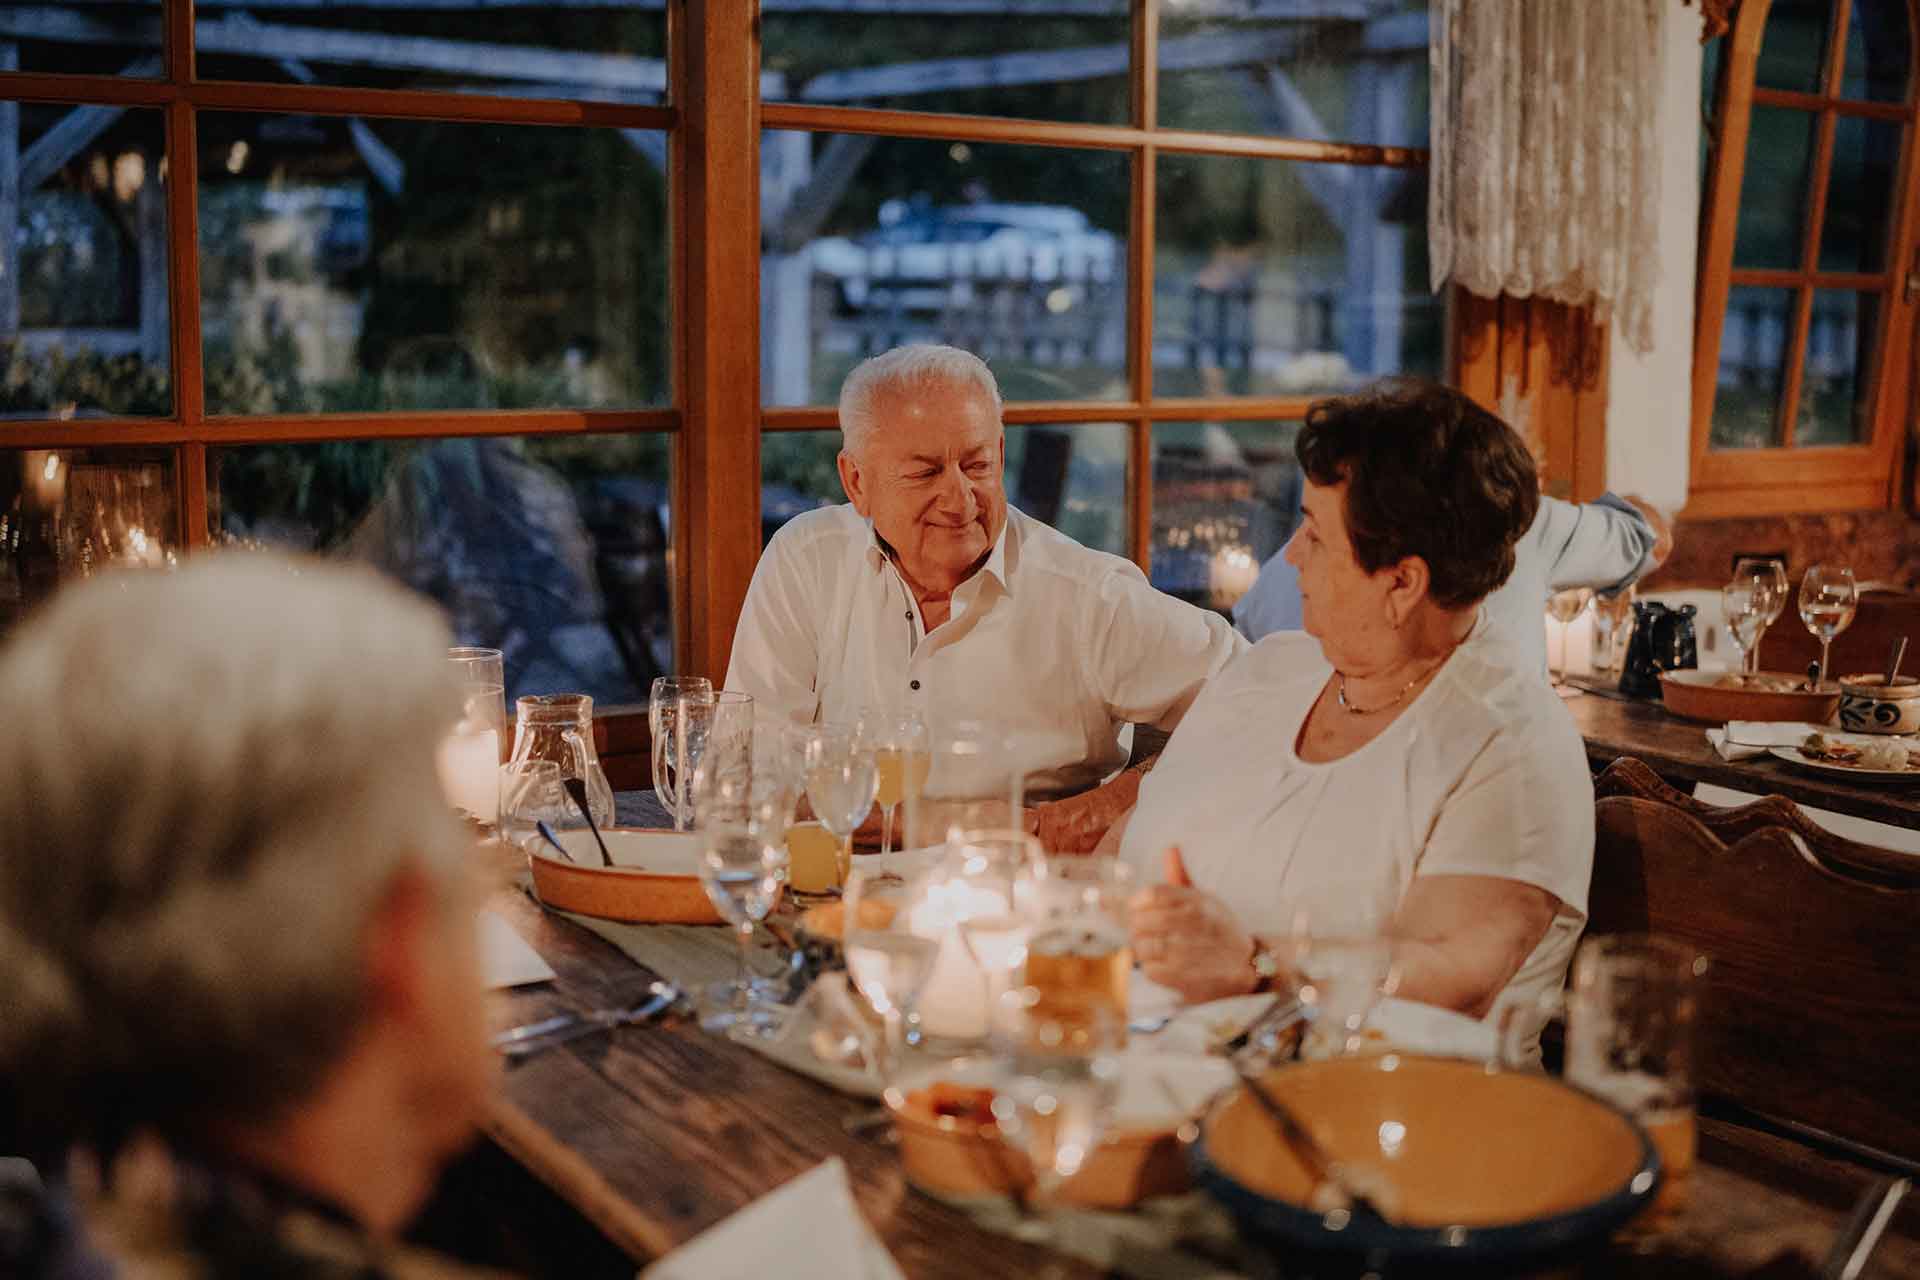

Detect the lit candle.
xmin=438 ymin=726 xmax=501 ymax=824
xmin=908 ymin=878 xmax=1008 ymax=1041
xmin=1209 ymin=544 xmax=1261 ymax=609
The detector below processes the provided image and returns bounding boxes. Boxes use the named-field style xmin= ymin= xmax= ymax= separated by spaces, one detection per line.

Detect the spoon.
xmin=562 ymin=777 xmax=615 ymax=869
xmin=1233 ymin=1061 xmax=1396 ymax=1224
xmin=1885 ymin=637 xmax=1909 ymax=687
xmin=533 ymin=819 xmax=576 ymax=864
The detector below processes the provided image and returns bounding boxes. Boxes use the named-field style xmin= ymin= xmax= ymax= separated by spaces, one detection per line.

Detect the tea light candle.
xmin=908 ymin=878 xmax=1007 ymax=1041
xmin=438 ymin=726 xmax=500 ymax=824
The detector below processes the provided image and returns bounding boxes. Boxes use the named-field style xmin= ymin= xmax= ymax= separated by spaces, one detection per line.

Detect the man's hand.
xmin=1022 ymin=762 xmax=1151 ymax=854
xmin=1128 ymin=848 xmax=1258 ymax=1002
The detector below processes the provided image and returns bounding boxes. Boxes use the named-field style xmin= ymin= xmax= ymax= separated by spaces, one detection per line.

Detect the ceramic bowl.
xmin=1191 ymin=1055 xmax=1658 ymax=1269
xmin=1657 ymin=669 xmax=1841 ymax=726
xmin=526 ymin=829 xmax=720 ymax=925
xmin=1837 ymin=674 xmax=1920 ymax=735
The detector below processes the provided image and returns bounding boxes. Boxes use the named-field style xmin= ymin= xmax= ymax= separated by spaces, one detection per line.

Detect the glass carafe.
xmin=510 ymin=693 xmax=615 ymax=830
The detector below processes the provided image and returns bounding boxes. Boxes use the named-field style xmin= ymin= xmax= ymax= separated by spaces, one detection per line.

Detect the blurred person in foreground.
xmin=0 ymin=556 xmax=500 ymax=1278
xmin=727 ymin=344 xmax=1244 ymax=851
xmin=1111 ymin=381 xmax=1594 ymax=1055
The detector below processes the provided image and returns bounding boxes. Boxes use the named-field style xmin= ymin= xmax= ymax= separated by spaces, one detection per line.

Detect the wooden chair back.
xmin=1590 ymin=790 xmax=1920 ymax=1160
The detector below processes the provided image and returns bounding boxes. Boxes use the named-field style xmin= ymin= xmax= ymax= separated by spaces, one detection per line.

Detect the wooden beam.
xmin=763 ymin=132 xmax=878 ymax=252
xmin=0 ymin=43 xmax=17 ymax=341
xmin=17 ymin=58 xmax=163 ymax=192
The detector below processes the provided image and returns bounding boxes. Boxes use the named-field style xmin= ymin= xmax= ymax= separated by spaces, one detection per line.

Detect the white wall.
xmin=1603 ymin=7 xmax=1704 ymax=512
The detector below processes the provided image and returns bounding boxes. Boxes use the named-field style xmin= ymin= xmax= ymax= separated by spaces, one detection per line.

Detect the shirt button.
xmin=905 ymin=611 xmax=914 ymax=621
xmin=910 ymin=680 xmax=921 ymax=691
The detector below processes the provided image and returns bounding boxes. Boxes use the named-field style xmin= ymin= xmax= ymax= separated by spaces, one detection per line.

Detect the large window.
xmin=1693 ymin=0 xmax=1919 ymax=515
xmin=2 ymin=2 xmax=1437 ymax=712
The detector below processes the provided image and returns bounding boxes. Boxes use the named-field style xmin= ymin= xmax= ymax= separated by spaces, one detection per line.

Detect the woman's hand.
xmin=1128 ymin=848 xmax=1258 ymax=1003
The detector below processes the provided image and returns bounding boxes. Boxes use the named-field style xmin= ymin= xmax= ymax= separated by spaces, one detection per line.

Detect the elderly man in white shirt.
xmin=726 ymin=344 xmax=1244 ymax=850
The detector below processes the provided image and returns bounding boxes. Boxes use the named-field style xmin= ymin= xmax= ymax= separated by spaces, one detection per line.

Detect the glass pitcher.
xmin=510 ymin=693 xmax=615 ymax=831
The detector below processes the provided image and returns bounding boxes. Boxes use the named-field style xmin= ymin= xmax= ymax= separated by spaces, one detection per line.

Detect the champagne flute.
xmin=1720 ymin=580 xmax=1766 ymax=678
xmin=987 ymin=988 xmax=1124 ymax=1234
xmin=843 ymin=865 xmax=939 ymax=1079
xmin=697 ymin=820 xmax=789 ymax=1040
xmin=649 ymin=676 xmax=712 ymax=831
xmin=1799 ymin=565 xmax=1859 ymax=689
xmin=859 ymin=710 xmax=930 ymax=856
xmin=1587 ymin=587 xmax=1636 ymax=680
xmin=800 ymin=723 xmax=879 ymax=874
xmin=1545 ymin=588 xmax=1593 ymax=689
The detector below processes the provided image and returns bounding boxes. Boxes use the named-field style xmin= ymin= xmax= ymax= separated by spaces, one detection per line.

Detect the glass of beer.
xmin=859 ymin=710 xmax=929 ymax=855
xmin=1565 ymin=934 xmax=1708 ymax=1234
xmin=1016 ymin=857 xmax=1134 ymax=1048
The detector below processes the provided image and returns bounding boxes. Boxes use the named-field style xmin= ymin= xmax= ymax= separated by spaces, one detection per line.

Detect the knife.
xmin=492 ymin=980 xmax=681 ymax=1057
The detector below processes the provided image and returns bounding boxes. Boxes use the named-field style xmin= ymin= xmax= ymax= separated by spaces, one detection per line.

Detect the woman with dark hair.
xmin=1112 ymin=380 xmax=1594 ymax=1053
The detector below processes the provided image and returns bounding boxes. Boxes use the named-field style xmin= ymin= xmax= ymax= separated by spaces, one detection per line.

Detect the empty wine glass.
xmin=1587 ymin=587 xmax=1635 ymax=680
xmin=1730 ymin=557 xmax=1790 ymax=674
xmin=1799 ymin=565 xmax=1859 ymax=689
xmin=800 ymin=723 xmax=879 ymax=870
xmin=843 ymin=864 xmax=939 ymax=1079
xmin=1284 ymin=870 xmax=1402 ymax=1059
xmin=649 ymin=676 xmax=712 ymax=831
xmin=697 ymin=820 xmax=789 ymax=1041
xmin=1544 ymin=588 xmax=1594 ymax=690
xmin=858 ymin=709 xmax=929 ymax=856
xmin=1721 ymin=579 xmax=1767 ymax=678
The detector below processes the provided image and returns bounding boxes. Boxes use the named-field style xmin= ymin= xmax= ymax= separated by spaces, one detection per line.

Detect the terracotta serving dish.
xmin=526 ymin=829 xmax=720 ymax=925
xmin=1657 ymin=669 xmax=1841 ymax=726
xmin=1193 ymin=1055 xmax=1658 ymax=1267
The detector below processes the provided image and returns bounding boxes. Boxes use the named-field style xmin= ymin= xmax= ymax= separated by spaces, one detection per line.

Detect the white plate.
xmin=545 ymin=828 xmax=702 ymax=872
xmin=1149 ymin=993 xmax=1495 ymax=1060
xmin=1768 ymin=744 xmax=1920 ymax=782
xmin=1153 ymin=994 xmax=1286 ymax=1056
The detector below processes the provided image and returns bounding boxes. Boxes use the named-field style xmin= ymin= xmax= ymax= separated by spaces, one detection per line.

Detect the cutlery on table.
xmin=562 ymin=776 xmax=616 ymax=869
xmin=1820 ymin=1174 xmax=1909 ymax=1280
xmin=1232 ymin=1060 xmax=1397 ymax=1224
xmin=492 ymin=979 xmax=682 ymax=1058
xmin=1886 ymin=637 xmax=1909 ymax=687
xmin=1223 ymin=993 xmax=1306 ymax=1059
xmin=534 ymin=819 xmax=575 ymax=864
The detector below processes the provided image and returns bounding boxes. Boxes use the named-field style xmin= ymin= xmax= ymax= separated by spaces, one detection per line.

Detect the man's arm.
xmin=1538 ymin=493 xmax=1672 ymax=596
xmin=722 ymin=533 xmax=821 ymax=730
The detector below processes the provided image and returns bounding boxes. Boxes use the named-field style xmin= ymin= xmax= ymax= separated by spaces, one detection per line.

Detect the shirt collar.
xmin=862 ymin=516 xmax=1015 ymax=598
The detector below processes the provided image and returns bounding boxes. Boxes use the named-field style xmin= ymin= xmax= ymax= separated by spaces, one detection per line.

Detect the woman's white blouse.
xmin=1119 ymin=626 xmax=1595 ymax=1037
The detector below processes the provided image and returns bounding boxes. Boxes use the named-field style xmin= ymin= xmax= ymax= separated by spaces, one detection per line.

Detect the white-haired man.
xmin=0 ymin=557 xmax=497 ymax=1277
xmin=727 ymin=344 xmax=1245 ymax=850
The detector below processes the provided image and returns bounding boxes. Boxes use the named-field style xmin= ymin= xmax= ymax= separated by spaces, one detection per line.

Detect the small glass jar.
xmin=509 ymin=693 xmax=614 ymax=829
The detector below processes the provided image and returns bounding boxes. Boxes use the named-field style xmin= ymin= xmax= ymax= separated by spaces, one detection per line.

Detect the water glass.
xmin=858 ymin=709 xmax=929 ymax=856
xmin=1588 ymin=587 xmax=1636 ymax=679
xmin=1016 ymin=857 xmax=1134 ymax=1047
xmin=799 ymin=722 xmax=880 ymax=861
xmin=678 ymin=690 xmax=755 ymax=828
xmin=649 ymin=676 xmax=713 ymax=831
xmin=987 ymin=987 xmax=1124 ymax=1229
xmin=843 ymin=865 xmax=940 ymax=1079
xmin=1283 ymin=872 xmax=1401 ymax=1059
xmin=1799 ymin=565 xmax=1859 ymax=688
xmin=697 ymin=821 xmax=790 ymax=1041
xmin=442 ymin=646 xmax=507 ymax=826
xmin=908 ymin=720 xmax=1026 ymax=851
xmin=498 ymin=760 xmax=570 ymax=855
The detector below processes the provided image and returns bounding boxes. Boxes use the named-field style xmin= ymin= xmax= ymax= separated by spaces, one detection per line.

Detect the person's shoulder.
xmin=1206 ymin=630 xmax=1326 ymax=697
xmin=1431 ymin=627 xmax=1585 ymax=751
xmin=763 ymin=503 xmax=866 ymax=560
xmin=1008 ymin=508 xmax=1147 ymax=590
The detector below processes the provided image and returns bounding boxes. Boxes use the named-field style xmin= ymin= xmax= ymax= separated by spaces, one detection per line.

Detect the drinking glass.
xmin=901 ymin=829 xmax=1045 ymax=1049
xmin=843 ymin=865 xmax=940 ymax=1079
xmin=1016 ymin=857 xmax=1134 ymax=1047
xmin=909 ymin=720 xmax=1026 ymax=851
xmin=697 ymin=820 xmax=790 ymax=1041
xmin=987 ymin=986 xmax=1125 ymax=1232
xmin=800 ymin=723 xmax=880 ymax=871
xmin=1720 ymin=580 xmax=1767 ymax=677
xmin=442 ymin=647 xmax=508 ymax=826
xmin=498 ymin=760 xmax=570 ymax=855
xmin=858 ymin=710 xmax=929 ymax=856
xmin=649 ymin=676 xmax=713 ymax=831
xmin=1545 ymin=588 xmax=1594 ymax=689
xmin=1799 ymin=565 xmax=1859 ymax=688
xmin=1283 ymin=870 xmax=1401 ymax=1059
xmin=510 ymin=693 xmax=614 ymax=831
xmin=1736 ymin=556 xmax=1790 ymax=627
xmin=678 ymin=690 xmax=755 ymax=829
xmin=1588 ymin=587 xmax=1636 ymax=680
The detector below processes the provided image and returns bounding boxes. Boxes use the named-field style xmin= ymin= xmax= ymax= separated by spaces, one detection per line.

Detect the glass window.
xmin=0 ymin=445 xmax=178 ymax=631
xmin=193 ymin=4 xmax=666 ymax=103
xmin=1794 ymin=290 xmax=1875 ymax=446
xmin=1820 ymin=114 xmax=1903 ymax=273
xmin=209 ymin=433 xmax=672 ymax=703
xmin=1732 ymin=107 xmax=1815 ymax=270
xmin=1756 ymin=0 xmax=1834 ymax=95
xmin=762 ymin=6 xmax=1128 ymax=124
xmin=761 ymin=132 xmax=1128 ymax=406
xmin=1711 ymin=286 xmax=1796 ymax=449
xmin=1154 ymin=153 xmax=1437 ymax=398
xmin=1842 ymin=0 xmax=1912 ymax=102
xmin=198 ymin=114 xmax=669 ymax=415
xmin=758 ymin=423 xmax=1129 ymax=559
xmin=2 ymin=101 xmax=172 ymax=419
xmin=1158 ymin=3 xmax=1429 ymax=147
xmin=0 ymin=2 xmax=164 ymax=78
xmin=1152 ymin=421 xmax=1299 ymax=615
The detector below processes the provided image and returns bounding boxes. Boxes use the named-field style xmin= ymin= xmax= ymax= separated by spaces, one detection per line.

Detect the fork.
xmin=492 ymin=980 xmax=682 ymax=1058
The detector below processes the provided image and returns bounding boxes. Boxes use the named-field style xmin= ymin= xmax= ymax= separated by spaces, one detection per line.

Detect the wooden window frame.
xmin=1690 ymin=0 xmax=1920 ymax=518
xmin=2 ymin=1 xmax=1438 ymax=745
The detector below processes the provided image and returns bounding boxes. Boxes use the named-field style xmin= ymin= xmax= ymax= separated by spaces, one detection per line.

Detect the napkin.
xmin=1705 ymin=720 xmax=1830 ymax=761
xmin=642 ymin=1158 xmax=904 ymax=1280
xmin=476 ymin=911 xmax=556 ymax=989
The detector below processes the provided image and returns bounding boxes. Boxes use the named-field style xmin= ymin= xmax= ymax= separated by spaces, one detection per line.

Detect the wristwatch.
xmin=1248 ymin=936 xmax=1283 ymax=993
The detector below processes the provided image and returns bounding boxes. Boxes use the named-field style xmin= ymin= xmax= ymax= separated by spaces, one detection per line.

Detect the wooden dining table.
xmin=478 ymin=806 xmax=1920 ymax=1280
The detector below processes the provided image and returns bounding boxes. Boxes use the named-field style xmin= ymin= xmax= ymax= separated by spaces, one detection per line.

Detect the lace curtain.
xmin=1429 ymin=0 xmax=1667 ymax=354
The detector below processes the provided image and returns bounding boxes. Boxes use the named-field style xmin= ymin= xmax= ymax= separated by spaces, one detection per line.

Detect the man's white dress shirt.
xmin=725 ymin=504 xmax=1245 ymax=798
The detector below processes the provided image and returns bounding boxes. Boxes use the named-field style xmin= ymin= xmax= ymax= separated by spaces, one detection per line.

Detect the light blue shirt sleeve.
xmin=1232 ymin=548 xmax=1304 ymax=642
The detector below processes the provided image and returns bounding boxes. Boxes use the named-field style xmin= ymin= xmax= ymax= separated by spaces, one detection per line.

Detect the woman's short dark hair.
xmin=1295 ymin=379 xmax=1540 ymax=609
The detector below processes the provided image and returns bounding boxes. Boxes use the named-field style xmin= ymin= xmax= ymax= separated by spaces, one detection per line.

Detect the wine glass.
xmin=649 ymin=676 xmax=712 ymax=831
xmin=1587 ymin=587 xmax=1636 ymax=680
xmin=1720 ymin=579 xmax=1767 ymax=678
xmin=858 ymin=710 xmax=929 ymax=856
xmin=1284 ymin=870 xmax=1402 ymax=1059
xmin=799 ymin=723 xmax=880 ymax=871
xmin=1544 ymin=588 xmax=1594 ymax=690
xmin=1736 ymin=556 xmax=1791 ymax=632
xmin=1799 ymin=565 xmax=1859 ymax=689
xmin=843 ymin=865 xmax=940 ymax=1079
xmin=697 ymin=820 xmax=789 ymax=1041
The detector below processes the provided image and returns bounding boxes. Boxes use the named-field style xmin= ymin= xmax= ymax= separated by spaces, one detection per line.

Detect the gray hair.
xmin=837 ymin=343 xmax=1004 ymax=458
xmin=0 ymin=554 xmax=467 ymax=1141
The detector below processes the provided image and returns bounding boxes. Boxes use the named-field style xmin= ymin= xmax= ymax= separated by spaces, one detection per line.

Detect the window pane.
xmin=1158 ymin=3 xmax=1429 ymax=147
xmin=1154 ymin=153 xmax=1438 ymax=398
xmin=1733 ymin=107 xmax=1815 ymax=270
xmin=1152 ymin=421 xmax=1299 ymax=615
xmin=759 ymin=423 xmax=1129 ymax=558
xmin=210 ymin=434 xmax=672 ymax=702
xmin=1711 ymin=286 xmax=1795 ymax=449
xmin=1757 ymin=0 xmax=1835 ymax=95
xmin=194 ymin=5 xmax=665 ymax=103
xmin=199 ymin=115 xmax=669 ymax=415
xmin=762 ymin=133 xmax=1127 ymax=406
xmin=1820 ymin=115 xmax=1903 ymax=273
xmin=1794 ymin=290 xmax=1875 ymax=446
xmin=762 ymin=6 xmax=1127 ymax=124
xmin=1842 ymin=0 xmax=1912 ymax=102
xmin=0 ymin=2 xmax=163 ymax=77
xmin=0 ymin=446 xmax=178 ymax=631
